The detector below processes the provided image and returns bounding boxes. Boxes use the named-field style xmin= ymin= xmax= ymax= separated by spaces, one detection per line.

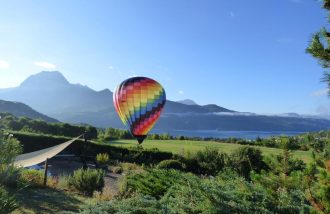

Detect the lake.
xmin=151 ymin=130 xmax=305 ymax=140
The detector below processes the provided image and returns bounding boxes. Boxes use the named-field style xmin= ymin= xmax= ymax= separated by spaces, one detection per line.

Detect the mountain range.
xmin=177 ymin=99 xmax=198 ymax=105
xmin=0 ymin=71 xmax=329 ymax=132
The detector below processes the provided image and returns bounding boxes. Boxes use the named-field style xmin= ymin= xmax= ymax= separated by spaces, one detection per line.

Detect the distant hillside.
xmin=0 ymin=100 xmax=58 ymax=122
xmin=0 ymin=71 xmax=329 ymax=132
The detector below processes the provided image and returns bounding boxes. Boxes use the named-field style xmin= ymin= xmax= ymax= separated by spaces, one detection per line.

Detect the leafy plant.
xmin=229 ymin=146 xmax=269 ymax=179
xmin=181 ymin=147 xmax=227 ymax=175
xmin=0 ymin=132 xmax=22 ymax=164
xmin=68 ymin=168 xmax=105 ymax=196
xmin=157 ymin=159 xmax=184 ymax=170
xmin=78 ymin=195 xmax=163 ymax=214
xmin=122 ymin=169 xmax=198 ymax=199
xmin=120 ymin=162 xmax=141 ymax=171
xmin=96 ymin=153 xmax=109 ymax=167
xmin=0 ymin=185 xmax=18 ymax=214
xmin=0 ymin=164 xmax=20 ymax=188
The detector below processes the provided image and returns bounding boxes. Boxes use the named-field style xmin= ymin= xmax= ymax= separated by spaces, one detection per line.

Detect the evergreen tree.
xmin=307 ymin=0 xmax=330 ymax=96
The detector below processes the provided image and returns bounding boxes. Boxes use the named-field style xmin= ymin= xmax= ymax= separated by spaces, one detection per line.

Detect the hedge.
xmin=11 ymin=132 xmax=173 ymax=165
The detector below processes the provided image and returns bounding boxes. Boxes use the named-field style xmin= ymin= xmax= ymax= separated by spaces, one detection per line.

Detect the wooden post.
xmin=82 ymin=132 xmax=88 ymax=169
xmin=44 ymin=158 xmax=49 ymax=186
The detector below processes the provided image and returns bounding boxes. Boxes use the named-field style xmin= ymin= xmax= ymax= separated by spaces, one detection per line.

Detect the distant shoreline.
xmin=151 ymin=129 xmax=306 ymax=140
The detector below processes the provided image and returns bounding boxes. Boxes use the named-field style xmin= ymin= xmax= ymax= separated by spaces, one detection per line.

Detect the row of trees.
xmin=98 ymin=126 xmax=329 ymax=152
xmin=0 ymin=113 xmax=97 ymax=138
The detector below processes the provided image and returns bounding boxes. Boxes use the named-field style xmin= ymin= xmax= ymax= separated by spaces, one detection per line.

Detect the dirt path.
xmin=104 ymin=172 xmax=123 ymax=194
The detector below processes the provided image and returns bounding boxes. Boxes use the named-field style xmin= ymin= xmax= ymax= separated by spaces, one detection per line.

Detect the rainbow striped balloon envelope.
xmin=113 ymin=77 xmax=166 ymax=144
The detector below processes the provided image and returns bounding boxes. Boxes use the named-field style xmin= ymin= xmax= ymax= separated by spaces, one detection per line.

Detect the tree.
xmin=229 ymin=146 xmax=269 ymax=179
xmin=0 ymin=132 xmax=22 ymax=164
xmin=306 ymin=0 xmax=330 ymax=96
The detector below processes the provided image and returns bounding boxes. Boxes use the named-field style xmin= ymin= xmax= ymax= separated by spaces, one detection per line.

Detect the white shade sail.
xmin=14 ymin=136 xmax=81 ymax=168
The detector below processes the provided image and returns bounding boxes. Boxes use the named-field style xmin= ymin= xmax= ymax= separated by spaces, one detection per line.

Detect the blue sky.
xmin=0 ymin=0 xmax=329 ymax=115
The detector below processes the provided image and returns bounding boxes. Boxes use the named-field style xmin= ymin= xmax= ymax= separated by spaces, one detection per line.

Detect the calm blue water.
xmin=151 ymin=130 xmax=305 ymax=140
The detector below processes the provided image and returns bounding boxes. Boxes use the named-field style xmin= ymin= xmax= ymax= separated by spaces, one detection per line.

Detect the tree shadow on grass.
xmin=13 ymin=187 xmax=87 ymax=214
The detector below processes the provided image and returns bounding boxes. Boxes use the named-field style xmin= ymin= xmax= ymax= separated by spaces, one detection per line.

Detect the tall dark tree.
xmin=307 ymin=0 xmax=330 ymax=96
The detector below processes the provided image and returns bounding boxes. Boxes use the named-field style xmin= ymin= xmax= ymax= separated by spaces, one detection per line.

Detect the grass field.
xmin=108 ymin=139 xmax=313 ymax=163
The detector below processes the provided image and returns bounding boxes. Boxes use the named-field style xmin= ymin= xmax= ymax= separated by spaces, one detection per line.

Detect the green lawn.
xmin=108 ymin=139 xmax=313 ymax=163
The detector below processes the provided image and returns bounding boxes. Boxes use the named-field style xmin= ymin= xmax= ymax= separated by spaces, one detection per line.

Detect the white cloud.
xmin=0 ymin=60 xmax=9 ymax=69
xmin=108 ymin=65 xmax=114 ymax=70
xmin=312 ymin=88 xmax=329 ymax=97
xmin=34 ymin=61 xmax=56 ymax=69
xmin=179 ymin=90 xmax=184 ymax=95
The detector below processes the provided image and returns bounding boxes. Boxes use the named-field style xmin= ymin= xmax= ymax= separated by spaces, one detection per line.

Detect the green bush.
xmin=78 ymin=195 xmax=162 ymax=214
xmin=251 ymin=170 xmax=311 ymax=213
xmin=161 ymin=169 xmax=310 ymax=214
xmin=0 ymin=165 xmax=20 ymax=188
xmin=184 ymin=147 xmax=227 ymax=175
xmin=120 ymin=162 xmax=141 ymax=171
xmin=229 ymin=146 xmax=269 ymax=179
xmin=68 ymin=168 xmax=105 ymax=196
xmin=272 ymin=151 xmax=306 ymax=175
xmin=0 ymin=186 xmax=18 ymax=214
xmin=96 ymin=153 xmax=109 ymax=167
xmin=157 ymin=159 xmax=184 ymax=170
xmin=122 ymin=169 xmax=198 ymax=199
xmin=0 ymin=132 xmax=22 ymax=164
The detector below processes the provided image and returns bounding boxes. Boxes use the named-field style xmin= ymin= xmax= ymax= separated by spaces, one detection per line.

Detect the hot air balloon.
xmin=113 ymin=77 xmax=166 ymax=144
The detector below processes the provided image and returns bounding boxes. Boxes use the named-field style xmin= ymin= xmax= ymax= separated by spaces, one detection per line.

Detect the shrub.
xmin=183 ymin=147 xmax=227 ymax=175
xmin=157 ymin=159 xmax=184 ymax=170
xmin=161 ymin=169 xmax=310 ymax=214
xmin=229 ymin=146 xmax=269 ymax=179
xmin=78 ymin=195 xmax=162 ymax=214
xmin=77 ymin=201 xmax=116 ymax=214
xmin=122 ymin=169 xmax=198 ymax=199
xmin=68 ymin=168 xmax=105 ymax=196
xmin=0 ymin=165 xmax=20 ymax=188
xmin=196 ymin=147 xmax=227 ymax=175
xmin=120 ymin=162 xmax=141 ymax=171
xmin=264 ymin=149 xmax=306 ymax=176
xmin=251 ymin=170 xmax=311 ymax=213
xmin=0 ymin=186 xmax=18 ymax=214
xmin=20 ymin=169 xmax=44 ymax=187
xmin=96 ymin=153 xmax=109 ymax=167
xmin=0 ymin=133 xmax=22 ymax=164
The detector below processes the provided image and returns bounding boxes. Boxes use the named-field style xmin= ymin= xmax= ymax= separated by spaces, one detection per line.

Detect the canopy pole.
xmin=43 ymin=158 xmax=48 ymax=186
